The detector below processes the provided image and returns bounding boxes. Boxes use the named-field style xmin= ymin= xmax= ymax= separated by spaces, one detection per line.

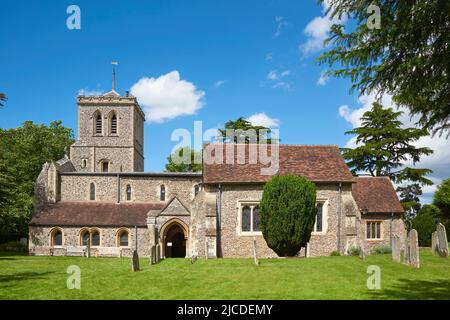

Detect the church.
xmin=28 ymin=87 xmax=406 ymax=258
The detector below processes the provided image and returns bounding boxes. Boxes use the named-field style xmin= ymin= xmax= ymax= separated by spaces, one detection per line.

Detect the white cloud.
xmin=300 ymin=1 xmax=347 ymax=56
xmin=78 ymin=88 xmax=103 ymax=96
xmin=317 ymin=71 xmax=329 ymax=86
xmin=130 ymin=71 xmax=205 ymax=123
xmin=274 ymin=16 xmax=288 ymax=37
xmin=339 ymin=92 xmax=450 ymax=203
xmin=266 ymin=69 xmax=291 ymax=89
xmin=265 ymin=53 xmax=273 ymax=61
xmin=214 ymin=80 xmax=227 ymax=88
xmin=246 ymin=113 xmax=280 ymax=128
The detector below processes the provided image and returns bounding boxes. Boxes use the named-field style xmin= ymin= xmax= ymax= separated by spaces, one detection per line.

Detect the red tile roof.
xmin=202 ymin=144 xmax=354 ymax=184
xmin=30 ymin=202 xmax=165 ymax=227
xmin=352 ymin=177 xmax=404 ymax=214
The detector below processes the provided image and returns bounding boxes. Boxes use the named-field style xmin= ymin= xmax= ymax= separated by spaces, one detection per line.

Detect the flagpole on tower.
xmin=111 ymin=61 xmax=119 ymax=92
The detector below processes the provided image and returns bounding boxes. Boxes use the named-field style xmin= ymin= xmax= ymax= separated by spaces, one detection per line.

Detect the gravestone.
xmin=132 ymin=250 xmax=139 ymax=272
xmin=431 ymin=231 xmax=438 ymax=256
xmin=391 ymin=235 xmax=401 ymax=263
xmin=403 ymin=233 xmax=410 ymax=265
xmin=151 ymin=245 xmax=156 ymax=264
xmin=156 ymin=244 xmax=160 ymax=263
xmin=436 ymin=223 xmax=449 ymax=258
xmin=409 ymin=229 xmax=420 ymax=268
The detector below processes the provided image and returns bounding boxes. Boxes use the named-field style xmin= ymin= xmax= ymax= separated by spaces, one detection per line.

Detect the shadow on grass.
xmin=0 ymin=271 xmax=54 ymax=285
xmin=371 ymin=278 xmax=450 ymax=300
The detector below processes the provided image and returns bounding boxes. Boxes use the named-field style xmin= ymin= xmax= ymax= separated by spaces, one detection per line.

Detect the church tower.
xmin=70 ymin=68 xmax=145 ymax=173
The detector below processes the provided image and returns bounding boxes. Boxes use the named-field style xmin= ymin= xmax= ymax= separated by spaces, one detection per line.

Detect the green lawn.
xmin=1 ymin=249 xmax=449 ymax=299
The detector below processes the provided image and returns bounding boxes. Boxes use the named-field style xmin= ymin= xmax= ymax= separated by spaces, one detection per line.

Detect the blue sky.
xmin=1 ymin=0 xmax=448 ymax=200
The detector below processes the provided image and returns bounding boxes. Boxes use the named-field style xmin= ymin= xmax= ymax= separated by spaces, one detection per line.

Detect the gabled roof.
xmin=202 ymin=144 xmax=354 ymax=184
xmin=159 ymin=196 xmax=190 ymax=216
xmin=29 ymin=202 xmax=165 ymax=227
xmin=352 ymin=177 xmax=404 ymax=214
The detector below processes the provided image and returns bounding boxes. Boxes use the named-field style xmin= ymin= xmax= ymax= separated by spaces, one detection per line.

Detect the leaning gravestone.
xmin=436 ymin=223 xmax=449 ymax=258
xmin=409 ymin=229 xmax=420 ymax=268
xmin=431 ymin=231 xmax=438 ymax=256
xmin=391 ymin=235 xmax=401 ymax=263
xmin=132 ymin=250 xmax=140 ymax=272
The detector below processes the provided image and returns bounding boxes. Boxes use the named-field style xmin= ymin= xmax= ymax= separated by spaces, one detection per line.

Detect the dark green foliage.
xmin=218 ymin=117 xmax=276 ymax=143
xmin=342 ymin=102 xmax=433 ymax=189
xmin=397 ymin=183 xmax=422 ymax=218
xmin=165 ymin=147 xmax=202 ymax=172
xmin=371 ymin=246 xmax=392 ymax=255
xmin=433 ymin=179 xmax=450 ymax=240
xmin=412 ymin=209 xmax=439 ymax=247
xmin=347 ymin=246 xmax=361 ymax=256
xmin=0 ymin=121 xmax=74 ymax=238
xmin=318 ymin=0 xmax=450 ymax=136
xmin=330 ymin=251 xmax=341 ymax=256
xmin=260 ymin=175 xmax=316 ymax=257
xmin=434 ymin=178 xmax=450 ymax=219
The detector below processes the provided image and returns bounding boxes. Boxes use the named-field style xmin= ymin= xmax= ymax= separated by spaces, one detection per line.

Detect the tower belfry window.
xmin=111 ymin=114 xmax=117 ymax=134
xmin=95 ymin=114 xmax=102 ymax=134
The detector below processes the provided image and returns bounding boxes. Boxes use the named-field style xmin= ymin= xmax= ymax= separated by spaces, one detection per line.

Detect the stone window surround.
xmin=92 ymin=110 xmax=103 ymax=136
xmin=115 ymin=227 xmax=132 ymax=247
xmin=366 ymin=220 xmax=383 ymax=241
xmin=107 ymin=110 xmax=119 ymax=136
xmin=125 ymin=184 xmax=133 ymax=201
xmin=79 ymin=227 xmax=102 ymax=247
xmin=89 ymin=182 xmax=96 ymax=201
xmin=81 ymin=158 xmax=88 ymax=168
xmin=49 ymin=227 xmax=65 ymax=247
xmin=159 ymin=184 xmax=167 ymax=202
xmin=237 ymin=200 xmax=262 ymax=237
xmin=312 ymin=199 xmax=329 ymax=235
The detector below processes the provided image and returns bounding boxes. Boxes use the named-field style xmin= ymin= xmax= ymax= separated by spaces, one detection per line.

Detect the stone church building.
xmin=28 ymin=90 xmax=406 ymax=258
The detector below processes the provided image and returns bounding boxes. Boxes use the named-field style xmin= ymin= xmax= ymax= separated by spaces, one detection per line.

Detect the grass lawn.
xmin=1 ymin=248 xmax=449 ymax=300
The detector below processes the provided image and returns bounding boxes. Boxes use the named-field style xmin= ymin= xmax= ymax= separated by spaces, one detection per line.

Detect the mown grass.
xmin=0 ymin=249 xmax=449 ymax=300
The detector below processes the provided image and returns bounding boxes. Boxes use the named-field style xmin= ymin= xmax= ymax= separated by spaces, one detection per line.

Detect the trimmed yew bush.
xmin=260 ymin=175 xmax=316 ymax=257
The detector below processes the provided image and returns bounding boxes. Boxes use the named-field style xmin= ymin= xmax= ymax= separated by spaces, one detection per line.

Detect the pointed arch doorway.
xmin=160 ymin=219 xmax=189 ymax=258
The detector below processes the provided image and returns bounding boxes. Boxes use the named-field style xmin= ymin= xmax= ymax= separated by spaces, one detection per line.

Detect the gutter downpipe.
xmin=217 ymin=183 xmax=222 ymax=258
xmin=337 ymin=182 xmax=342 ymax=254
xmin=116 ymin=173 xmax=120 ymax=204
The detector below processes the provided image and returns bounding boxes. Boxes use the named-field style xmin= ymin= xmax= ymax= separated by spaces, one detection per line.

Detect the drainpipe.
xmin=337 ymin=183 xmax=342 ymax=254
xmin=390 ymin=212 xmax=394 ymax=246
xmin=116 ymin=173 xmax=120 ymax=204
xmin=216 ymin=184 xmax=222 ymax=258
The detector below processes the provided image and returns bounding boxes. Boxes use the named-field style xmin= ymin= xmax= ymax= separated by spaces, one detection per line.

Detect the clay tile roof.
xmin=202 ymin=144 xmax=354 ymax=184
xmin=29 ymin=202 xmax=165 ymax=227
xmin=352 ymin=177 xmax=404 ymax=214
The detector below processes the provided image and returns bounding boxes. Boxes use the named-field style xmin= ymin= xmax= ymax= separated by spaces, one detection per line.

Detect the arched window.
xmin=242 ymin=206 xmax=251 ymax=232
xmin=91 ymin=230 xmax=100 ymax=246
xmin=52 ymin=229 xmax=63 ymax=246
xmin=160 ymin=185 xmax=166 ymax=201
xmin=90 ymin=183 xmax=96 ymax=201
xmin=95 ymin=113 xmax=102 ymax=135
xmin=81 ymin=230 xmax=90 ymax=246
xmin=126 ymin=185 xmax=132 ymax=201
xmin=118 ymin=230 xmax=129 ymax=247
xmin=110 ymin=114 xmax=117 ymax=135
